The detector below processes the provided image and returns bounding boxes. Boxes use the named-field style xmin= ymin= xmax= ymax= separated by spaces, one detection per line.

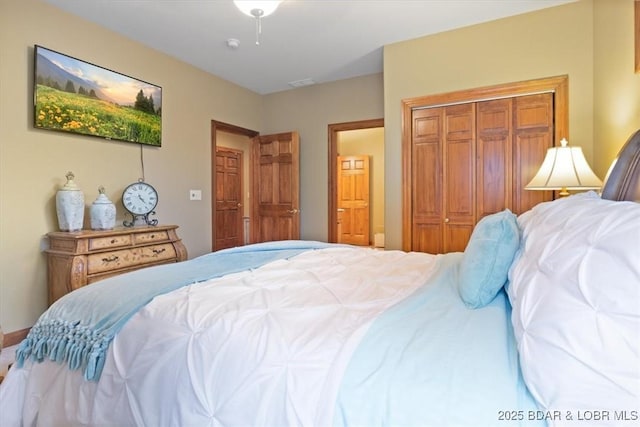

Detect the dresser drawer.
xmin=87 ymin=243 xmax=177 ymax=274
xmin=133 ymin=230 xmax=170 ymax=245
xmin=88 ymin=235 xmax=133 ymax=251
xmin=46 ymin=225 xmax=187 ymax=305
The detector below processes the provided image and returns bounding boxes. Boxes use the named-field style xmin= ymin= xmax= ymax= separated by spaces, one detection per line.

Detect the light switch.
xmin=189 ymin=189 xmax=202 ymax=201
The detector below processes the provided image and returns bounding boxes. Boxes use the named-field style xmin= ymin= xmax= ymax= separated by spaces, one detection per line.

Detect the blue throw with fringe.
xmin=16 ymin=240 xmax=335 ymax=381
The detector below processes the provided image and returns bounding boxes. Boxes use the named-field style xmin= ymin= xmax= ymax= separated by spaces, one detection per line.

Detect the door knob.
xmin=444 ymin=218 xmax=450 ymax=223
xmin=287 ymin=208 xmax=299 ymax=214
xmin=337 ymin=208 xmax=345 ymax=212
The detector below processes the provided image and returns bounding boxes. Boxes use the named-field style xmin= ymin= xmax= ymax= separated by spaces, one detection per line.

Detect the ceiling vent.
xmin=288 ymin=78 xmax=316 ymax=88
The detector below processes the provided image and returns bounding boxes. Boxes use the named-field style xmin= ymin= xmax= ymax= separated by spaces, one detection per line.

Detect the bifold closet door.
xmin=512 ymin=93 xmax=554 ymax=214
xmin=410 ymin=104 xmax=476 ymax=254
xmin=411 ymin=107 xmax=443 ymax=254
xmin=410 ymin=92 xmax=553 ymax=254
xmin=476 ymin=98 xmax=513 ymax=220
xmin=442 ymin=103 xmax=476 ymax=252
xmin=476 ymin=93 xmax=553 ymax=218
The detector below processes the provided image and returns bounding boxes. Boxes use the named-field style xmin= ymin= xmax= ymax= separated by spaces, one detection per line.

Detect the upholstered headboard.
xmin=601 ymin=129 xmax=640 ymax=202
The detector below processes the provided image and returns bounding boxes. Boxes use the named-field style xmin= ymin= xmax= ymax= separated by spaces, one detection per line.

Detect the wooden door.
xmin=409 ymin=108 xmax=444 ymax=253
xmin=476 ymin=94 xmax=553 ymax=217
xmin=411 ymin=105 xmax=475 ymax=254
xmin=409 ymin=95 xmax=552 ymax=253
xmin=251 ymin=131 xmax=300 ymax=243
xmin=411 ymin=107 xmax=443 ymax=254
xmin=337 ymin=155 xmax=370 ymax=246
xmin=476 ymin=98 xmax=513 ymax=220
xmin=443 ymin=104 xmax=476 ymax=252
xmin=512 ymin=93 xmax=554 ymax=213
xmin=215 ymin=148 xmax=243 ymax=250
xmin=403 ymin=76 xmax=567 ymax=253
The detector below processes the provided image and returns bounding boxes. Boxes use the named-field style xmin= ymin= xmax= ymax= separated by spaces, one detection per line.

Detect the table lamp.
xmin=525 ymin=138 xmax=602 ymax=196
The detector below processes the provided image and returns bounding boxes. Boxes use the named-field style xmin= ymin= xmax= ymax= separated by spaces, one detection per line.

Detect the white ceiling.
xmin=44 ymin=0 xmax=575 ymax=95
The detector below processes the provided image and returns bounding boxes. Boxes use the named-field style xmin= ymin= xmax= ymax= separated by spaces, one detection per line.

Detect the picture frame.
xmin=34 ymin=45 xmax=162 ymax=146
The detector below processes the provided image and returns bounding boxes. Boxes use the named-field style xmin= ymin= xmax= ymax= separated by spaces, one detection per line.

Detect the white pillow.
xmin=508 ymin=192 xmax=640 ymax=422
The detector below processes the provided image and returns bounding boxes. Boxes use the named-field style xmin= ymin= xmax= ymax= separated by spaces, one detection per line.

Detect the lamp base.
xmin=558 ymin=187 xmax=570 ymax=197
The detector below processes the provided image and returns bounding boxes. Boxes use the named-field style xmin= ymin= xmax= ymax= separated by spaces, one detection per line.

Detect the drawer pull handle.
xmin=110 ymin=239 xmax=116 ymax=244
xmin=102 ymin=255 xmax=119 ymax=263
xmin=152 ymin=248 xmax=166 ymax=255
xmin=150 ymin=234 xmax=155 ymax=239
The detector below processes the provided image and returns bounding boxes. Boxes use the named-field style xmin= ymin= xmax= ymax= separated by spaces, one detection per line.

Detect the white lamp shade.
xmin=234 ymin=1 xmax=282 ymax=18
xmin=525 ymin=139 xmax=603 ymax=190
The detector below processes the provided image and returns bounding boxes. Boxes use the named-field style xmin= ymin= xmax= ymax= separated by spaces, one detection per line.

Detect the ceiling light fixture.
xmin=234 ymin=0 xmax=282 ymax=45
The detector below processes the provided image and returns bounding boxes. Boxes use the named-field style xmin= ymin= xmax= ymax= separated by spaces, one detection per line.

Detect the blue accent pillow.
xmin=458 ymin=209 xmax=520 ymax=309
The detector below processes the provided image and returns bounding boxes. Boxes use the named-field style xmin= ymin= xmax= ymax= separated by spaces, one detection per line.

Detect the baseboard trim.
xmin=4 ymin=327 xmax=30 ymax=347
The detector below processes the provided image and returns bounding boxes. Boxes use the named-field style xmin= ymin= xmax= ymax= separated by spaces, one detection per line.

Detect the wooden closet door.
xmin=410 ymin=104 xmax=475 ymax=254
xmin=411 ymin=107 xmax=443 ymax=254
xmin=409 ymin=95 xmax=553 ymax=254
xmin=477 ymin=94 xmax=553 ymax=216
xmin=443 ymin=104 xmax=476 ymax=252
xmin=476 ymin=98 xmax=513 ymax=220
xmin=403 ymin=76 xmax=566 ymax=254
xmin=513 ymin=93 xmax=554 ymax=213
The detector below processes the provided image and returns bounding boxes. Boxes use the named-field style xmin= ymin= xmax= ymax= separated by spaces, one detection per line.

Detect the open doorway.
xmin=211 ymin=120 xmax=257 ymax=251
xmin=328 ymin=119 xmax=384 ymax=247
xmin=212 ymin=121 xmax=301 ymax=251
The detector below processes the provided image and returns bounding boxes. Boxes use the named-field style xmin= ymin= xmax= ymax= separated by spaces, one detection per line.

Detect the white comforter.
xmin=2 ymin=247 xmax=438 ymax=426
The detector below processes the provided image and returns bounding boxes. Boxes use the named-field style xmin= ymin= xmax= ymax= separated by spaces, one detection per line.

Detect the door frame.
xmin=211 ymin=120 xmax=258 ymax=251
xmin=328 ymin=118 xmax=384 ymax=243
xmin=401 ymin=75 xmax=569 ymax=251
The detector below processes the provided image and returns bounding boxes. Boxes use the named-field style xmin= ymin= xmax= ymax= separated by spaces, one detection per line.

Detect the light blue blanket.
xmin=334 ymin=253 xmax=542 ymax=427
xmin=16 ymin=240 xmax=334 ymax=381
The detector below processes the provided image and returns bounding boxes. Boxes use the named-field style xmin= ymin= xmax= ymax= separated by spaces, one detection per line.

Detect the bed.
xmin=1 ymin=130 xmax=639 ymax=427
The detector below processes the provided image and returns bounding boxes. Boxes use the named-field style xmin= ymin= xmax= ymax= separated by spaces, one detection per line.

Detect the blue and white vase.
xmin=56 ymin=171 xmax=84 ymax=232
xmin=90 ymin=186 xmax=116 ymax=230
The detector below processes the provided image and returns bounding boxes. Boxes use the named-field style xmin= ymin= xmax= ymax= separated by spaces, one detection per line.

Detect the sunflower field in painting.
xmin=35 ymin=85 xmax=161 ymax=146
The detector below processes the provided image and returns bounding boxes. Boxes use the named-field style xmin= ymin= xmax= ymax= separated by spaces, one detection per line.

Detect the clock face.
xmin=122 ymin=182 xmax=158 ymax=215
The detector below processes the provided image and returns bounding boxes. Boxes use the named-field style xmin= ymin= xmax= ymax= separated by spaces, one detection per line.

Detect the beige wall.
xmin=383 ymin=0 xmax=639 ymax=250
xmin=0 ymin=0 xmax=264 ymax=332
xmin=593 ymin=0 xmax=640 ymax=174
xmin=338 ymin=128 xmax=385 ymax=243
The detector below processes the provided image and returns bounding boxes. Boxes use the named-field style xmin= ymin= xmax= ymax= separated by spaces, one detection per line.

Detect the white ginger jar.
xmin=90 ymin=186 xmax=116 ymax=230
xmin=56 ymin=171 xmax=84 ymax=232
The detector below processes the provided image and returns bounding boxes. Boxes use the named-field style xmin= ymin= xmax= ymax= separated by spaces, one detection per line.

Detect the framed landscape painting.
xmin=34 ymin=45 xmax=162 ymax=146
